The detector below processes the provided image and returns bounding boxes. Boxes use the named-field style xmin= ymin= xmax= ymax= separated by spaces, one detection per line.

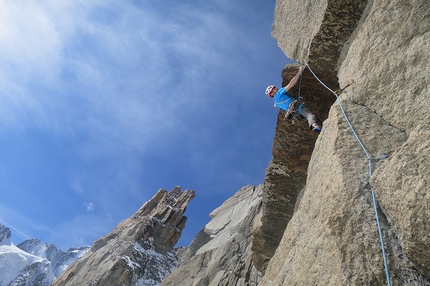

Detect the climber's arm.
xmin=285 ymin=65 xmax=305 ymax=92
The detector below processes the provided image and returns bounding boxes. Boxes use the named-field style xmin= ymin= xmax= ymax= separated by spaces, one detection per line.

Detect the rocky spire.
xmin=163 ymin=185 xmax=263 ymax=286
xmin=52 ymin=187 xmax=195 ymax=286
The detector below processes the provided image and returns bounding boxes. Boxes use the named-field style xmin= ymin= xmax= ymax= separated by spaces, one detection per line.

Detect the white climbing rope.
xmin=297 ymin=67 xmax=303 ymax=101
xmin=303 ymin=60 xmax=392 ymax=286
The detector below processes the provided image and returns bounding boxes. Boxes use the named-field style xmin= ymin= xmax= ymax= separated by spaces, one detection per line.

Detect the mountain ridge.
xmin=0 ymin=224 xmax=89 ymax=286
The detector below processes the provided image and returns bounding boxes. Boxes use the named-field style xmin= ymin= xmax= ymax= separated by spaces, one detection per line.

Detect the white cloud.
xmin=0 ymin=0 xmax=274 ymax=193
xmin=84 ymin=202 xmax=94 ymax=212
xmin=0 ymin=0 xmax=247 ymax=153
xmin=0 ymin=1 xmax=62 ymax=79
xmin=0 ymin=0 xmax=283 ymax=250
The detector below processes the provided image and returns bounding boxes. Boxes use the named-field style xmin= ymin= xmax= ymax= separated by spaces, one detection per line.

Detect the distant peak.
xmin=0 ymin=223 xmax=12 ymax=245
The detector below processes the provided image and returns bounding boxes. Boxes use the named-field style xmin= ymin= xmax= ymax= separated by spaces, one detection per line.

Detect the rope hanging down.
xmin=297 ymin=68 xmax=303 ymax=101
xmin=303 ymin=60 xmax=392 ymax=286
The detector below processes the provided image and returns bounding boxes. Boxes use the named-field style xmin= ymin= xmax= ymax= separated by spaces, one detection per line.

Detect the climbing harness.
xmin=303 ymin=60 xmax=392 ymax=286
xmin=284 ymin=99 xmax=306 ymax=123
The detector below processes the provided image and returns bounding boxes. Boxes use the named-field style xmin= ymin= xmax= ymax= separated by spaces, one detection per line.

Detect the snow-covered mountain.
xmin=0 ymin=223 xmax=89 ymax=286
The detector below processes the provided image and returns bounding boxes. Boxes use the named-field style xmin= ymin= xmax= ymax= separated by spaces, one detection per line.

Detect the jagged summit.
xmin=52 ymin=186 xmax=195 ymax=286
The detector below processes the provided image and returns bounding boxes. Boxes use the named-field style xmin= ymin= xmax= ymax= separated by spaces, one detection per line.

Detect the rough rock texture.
xmin=251 ymin=64 xmax=332 ymax=271
xmin=259 ymin=0 xmax=430 ymax=285
xmin=51 ymin=187 xmax=195 ymax=286
xmin=372 ymin=126 xmax=430 ymax=277
xmin=252 ymin=0 xmax=368 ymax=272
xmin=272 ymin=0 xmax=368 ymax=71
xmin=162 ymin=185 xmax=263 ymax=286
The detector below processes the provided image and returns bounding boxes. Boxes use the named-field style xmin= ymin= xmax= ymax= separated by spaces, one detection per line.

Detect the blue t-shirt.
xmin=273 ymin=87 xmax=294 ymax=110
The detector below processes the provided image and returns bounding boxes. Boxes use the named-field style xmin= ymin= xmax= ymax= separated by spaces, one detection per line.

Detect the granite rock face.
xmin=259 ymin=0 xmax=430 ymax=285
xmin=162 ymin=185 xmax=263 ymax=286
xmin=252 ymin=0 xmax=368 ymax=272
xmin=51 ymin=187 xmax=195 ymax=286
xmin=372 ymin=126 xmax=430 ymax=278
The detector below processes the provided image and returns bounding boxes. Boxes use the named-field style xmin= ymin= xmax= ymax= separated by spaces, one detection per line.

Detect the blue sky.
xmin=0 ymin=0 xmax=291 ymax=250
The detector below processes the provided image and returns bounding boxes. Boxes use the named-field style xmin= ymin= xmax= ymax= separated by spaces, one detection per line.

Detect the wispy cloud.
xmin=0 ymin=0 xmax=253 ymax=154
xmin=84 ymin=202 xmax=95 ymax=212
xmin=0 ymin=0 xmax=284 ymax=249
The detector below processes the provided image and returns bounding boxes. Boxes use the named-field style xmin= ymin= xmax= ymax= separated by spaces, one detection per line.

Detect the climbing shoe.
xmin=311 ymin=124 xmax=321 ymax=132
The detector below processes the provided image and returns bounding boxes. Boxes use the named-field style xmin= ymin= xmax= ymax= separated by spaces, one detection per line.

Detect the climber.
xmin=266 ymin=65 xmax=321 ymax=132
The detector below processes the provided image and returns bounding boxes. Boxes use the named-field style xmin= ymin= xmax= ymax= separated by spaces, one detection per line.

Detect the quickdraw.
xmin=334 ymin=79 xmax=355 ymax=95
